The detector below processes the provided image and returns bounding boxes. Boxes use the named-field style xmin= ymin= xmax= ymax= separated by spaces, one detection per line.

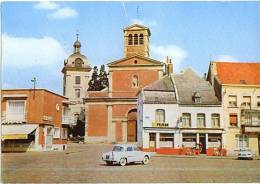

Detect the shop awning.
xmin=1 ymin=124 xmax=38 ymax=140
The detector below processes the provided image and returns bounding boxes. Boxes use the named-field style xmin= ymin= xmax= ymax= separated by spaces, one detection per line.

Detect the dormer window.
xmin=128 ymin=34 xmax=133 ymax=45
xmin=139 ymin=34 xmax=144 ymax=44
xmin=193 ymin=91 xmax=201 ymax=103
xmin=134 ymin=34 xmax=138 ymax=45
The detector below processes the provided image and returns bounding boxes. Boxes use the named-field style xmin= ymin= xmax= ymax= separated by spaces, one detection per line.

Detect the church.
xmin=83 ymin=24 xmax=166 ymax=143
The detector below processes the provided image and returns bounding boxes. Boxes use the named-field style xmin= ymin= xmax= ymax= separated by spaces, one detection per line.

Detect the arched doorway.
xmin=127 ymin=109 xmax=137 ymax=142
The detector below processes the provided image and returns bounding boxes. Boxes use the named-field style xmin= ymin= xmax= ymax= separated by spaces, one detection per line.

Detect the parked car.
xmin=237 ymin=149 xmax=253 ymax=160
xmin=102 ymin=144 xmax=152 ymax=166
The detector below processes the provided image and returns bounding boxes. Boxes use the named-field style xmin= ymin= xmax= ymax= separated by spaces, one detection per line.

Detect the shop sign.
xmin=152 ymin=121 xmax=169 ymax=127
xmin=43 ymin=115 xmax=53 ymax=122
xmin=244 ymin=126 xmax=260 ymax=133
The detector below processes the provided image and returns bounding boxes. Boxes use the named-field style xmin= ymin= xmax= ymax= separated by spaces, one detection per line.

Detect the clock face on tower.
xmin=75 ymin=58 xmax=83 ymax=68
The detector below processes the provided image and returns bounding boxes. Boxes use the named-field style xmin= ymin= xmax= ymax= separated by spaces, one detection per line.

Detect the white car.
xmin=102 ymin=144 xmax=152 ymax=166
xmin=237 ymin=149 xmax=253 ymax=160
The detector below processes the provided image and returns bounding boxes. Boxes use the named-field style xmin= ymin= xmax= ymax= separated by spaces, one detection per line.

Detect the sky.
xmin=2 ymin=1 xmax=260 ymax=94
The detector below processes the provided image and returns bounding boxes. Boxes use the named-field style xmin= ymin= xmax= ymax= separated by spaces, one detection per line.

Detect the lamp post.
xmin=31 ymin=77 xmax=36 ymax=99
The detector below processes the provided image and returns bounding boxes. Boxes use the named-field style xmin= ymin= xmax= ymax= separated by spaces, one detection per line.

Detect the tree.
xmin=88 ymin=65 xmax=109 ymax=91
xmin=88 ymin=66 xmax=99 ymax=91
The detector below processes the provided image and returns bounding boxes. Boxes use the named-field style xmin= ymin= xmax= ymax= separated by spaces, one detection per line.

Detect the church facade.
xmin=84 ymin=24 xmax=165 ymax=143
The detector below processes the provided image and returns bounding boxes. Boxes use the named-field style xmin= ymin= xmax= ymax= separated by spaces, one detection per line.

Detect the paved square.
xmin=2 ymin=143 xmax=260 ymax=183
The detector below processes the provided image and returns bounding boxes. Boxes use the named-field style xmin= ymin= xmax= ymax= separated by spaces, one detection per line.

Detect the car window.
xmin=112 ymin=146 xmax=124 ymax=152
xmin=133 ymin=146 xmax=139 ymax=151
xmin=127 ymin=146 xmax=133 ymax=151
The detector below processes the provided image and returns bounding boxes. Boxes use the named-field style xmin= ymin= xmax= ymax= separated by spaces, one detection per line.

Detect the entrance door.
xmin=45 ymin=127 xmax=53 ymax=150
xmin=149 ymin=133 xmax=156 ymax=151
xmin=127 ymin=109 xmax=137 ymax=142
xmin=199 ymin=134 xmax=206 ymax=154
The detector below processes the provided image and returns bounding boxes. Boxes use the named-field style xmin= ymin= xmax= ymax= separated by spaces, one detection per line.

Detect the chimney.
xmin=167 ymin=58 xmax=173 ymax=75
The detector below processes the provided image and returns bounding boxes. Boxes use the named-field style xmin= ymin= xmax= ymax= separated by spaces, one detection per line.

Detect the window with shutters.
xmin=229 ymin=114 xmax=238 ymax=127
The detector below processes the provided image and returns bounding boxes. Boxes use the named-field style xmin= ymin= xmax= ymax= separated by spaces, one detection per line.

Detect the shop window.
xmin=197 ymin=113 xmax=205 ymax=128
xmin=75 ymin=76 xmax=81 ymax=84
xmin=128 ymin=34 xmax=133 ymax=45
xmin=182 ymin=133 xmax=196 ymax=148
xmin=139 ymin=34 xmax=144 ymax=44
xmin=182 ymin=113 xmax=191 ymax=128
xmin=134 ymin=34 xmax=138 ymax=45
xmin=228 ymin=95 xmax=237 ymax=107
xmin=132 ymin=75 xmax=139 ymax=88
xmin=159 ymin=133 xmax=174 ymax=148
xmin=236 ymin=134 xmax=248 ymax=149
xmin=155 ymin=109 xmax=165 ymax=123
xmin=211 ymin=114 xmax=220 ymax=128
xmin=208 ymin=134 xmax=222 ymax=148
xmin=241 ymin=96 xmax=251 ymax=109
xmin=53 ymin=127 xmax=60 ymax=138
xmin=75 ymin=89 xmax=80 ymax=98
xmin=229 ymin=114 xmax=238 ymax=127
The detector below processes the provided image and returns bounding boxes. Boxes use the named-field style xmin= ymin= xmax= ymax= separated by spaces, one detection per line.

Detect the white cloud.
xmin=48 ymin=7 xmax=78 ymax=20
xmin=131 ymin=18 xmax=157 ymax=27
xmin=151 ymin=44 xmax=187 ymax=72
xmin=215 ymin=55 xmax=238 ymax=62
xmin=2 ymin=34 xmax=67 ymax=69
xmin=34 ymin=1 xmax=59 ymax=10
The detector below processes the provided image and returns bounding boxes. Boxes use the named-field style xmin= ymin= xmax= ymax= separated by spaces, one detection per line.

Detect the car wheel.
xmin=143 ymin=156 xmax=149 ymax=165
xmin=119 ymin=158 xmax=127 ymax=166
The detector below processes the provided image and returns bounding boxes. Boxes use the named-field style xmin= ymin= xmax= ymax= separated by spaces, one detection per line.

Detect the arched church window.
xmin=128 ymin=34 xmax=133 ymax=45
xmin=75 ymin=58 xmax=83 ymax=68
xmin=134 ymin=34 xmax=138 ymax=45
xmin=132 ymin=75 xmax=139 ymax=88
xmin=139 ymin=34 xmax=144 ymax=45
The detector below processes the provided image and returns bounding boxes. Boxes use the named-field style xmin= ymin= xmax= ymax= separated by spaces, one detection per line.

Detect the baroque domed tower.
xmin=62 ymin=35 xmax=91 ymax=122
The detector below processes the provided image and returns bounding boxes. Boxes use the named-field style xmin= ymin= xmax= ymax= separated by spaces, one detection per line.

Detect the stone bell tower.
xmin=123 ymin=24 xmax=151 ymax=58
xmin=62 ymin=35 xmax=91 ymax=123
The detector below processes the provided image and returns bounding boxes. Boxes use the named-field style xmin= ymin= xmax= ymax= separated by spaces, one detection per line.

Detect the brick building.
xmin=84 ymin=24 xmax=165 ymax=143
xmin=1 ymin=89 xmax=73 ymax=151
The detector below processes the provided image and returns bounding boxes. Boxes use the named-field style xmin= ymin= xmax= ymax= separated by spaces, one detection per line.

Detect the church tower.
xmin=123 ymin=24 xmax=151 ymax=58
xmin=62 ymin=35 xmax=91 ymax=122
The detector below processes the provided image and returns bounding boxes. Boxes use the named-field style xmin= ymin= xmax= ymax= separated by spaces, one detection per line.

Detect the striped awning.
xmin=1 ymin=124 xmax=38 ymax=140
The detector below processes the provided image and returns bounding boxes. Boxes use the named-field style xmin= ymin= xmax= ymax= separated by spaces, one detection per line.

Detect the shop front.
xmin=142 ymin=128 xmax=226 ymax=156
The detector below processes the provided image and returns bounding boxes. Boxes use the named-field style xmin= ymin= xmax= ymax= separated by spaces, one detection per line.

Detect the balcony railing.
xmin=241 ymin=109 xmax=260 ymax=127
xmin=62 ymin=116 xmax=75 ymax=125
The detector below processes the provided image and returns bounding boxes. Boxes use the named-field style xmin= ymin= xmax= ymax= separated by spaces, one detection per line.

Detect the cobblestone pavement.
xmin=2 ymin=143 xmax=260 ymax=183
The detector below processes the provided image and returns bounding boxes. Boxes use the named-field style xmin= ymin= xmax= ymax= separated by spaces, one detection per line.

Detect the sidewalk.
xmin=153 ymin=153 xmax=260 ymax=160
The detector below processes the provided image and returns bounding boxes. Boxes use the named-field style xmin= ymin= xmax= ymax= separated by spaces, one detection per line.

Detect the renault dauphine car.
xmin=102 ymin=144 xmax=152 ymax=166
